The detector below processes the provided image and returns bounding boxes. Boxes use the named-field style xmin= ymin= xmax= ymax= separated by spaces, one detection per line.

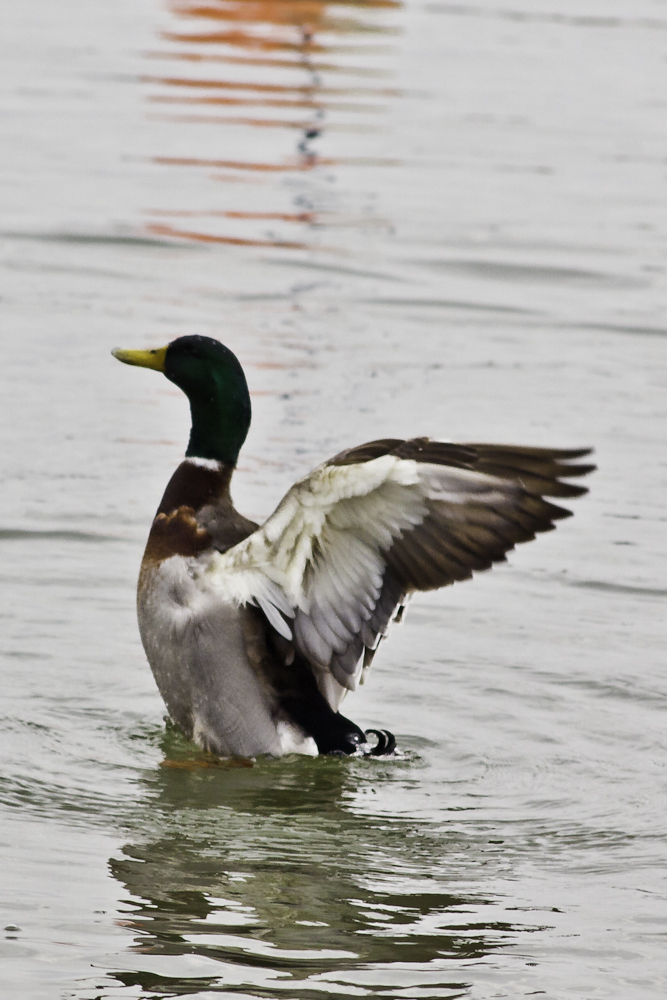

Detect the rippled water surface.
xmin=2 ymin=0 xmax=667 ymax=997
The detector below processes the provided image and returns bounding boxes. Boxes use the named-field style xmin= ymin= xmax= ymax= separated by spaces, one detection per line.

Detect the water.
xmin=1 ymin=0 xmax=666 ymax=996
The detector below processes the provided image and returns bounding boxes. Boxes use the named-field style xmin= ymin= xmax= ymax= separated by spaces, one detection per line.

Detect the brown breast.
xmin=142 ymin=460 xmax=258 ymax=566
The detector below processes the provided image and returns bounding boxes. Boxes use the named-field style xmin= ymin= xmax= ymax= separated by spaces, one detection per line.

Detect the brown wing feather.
xmin=316 ymin=437 xmax=595 ymax=690
xmin=331 ymin=437 xmax=594 ymax=494
xmin=243 ymin=436 xmax=594 ymax=701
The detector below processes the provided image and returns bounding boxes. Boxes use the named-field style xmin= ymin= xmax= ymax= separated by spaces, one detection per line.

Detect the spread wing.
xmin=206 ymin=439 xmax=594 ymax=708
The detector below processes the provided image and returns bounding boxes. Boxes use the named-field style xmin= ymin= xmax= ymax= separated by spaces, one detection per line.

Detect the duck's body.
xmin=137 ymin=458 xmax=321 ymax=755
xmin=114 ymin=336 xmax=594 ymax=758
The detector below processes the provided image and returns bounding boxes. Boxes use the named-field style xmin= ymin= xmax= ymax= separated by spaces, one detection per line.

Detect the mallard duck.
xmin=112 ymin=335 xmax=594 ymax=758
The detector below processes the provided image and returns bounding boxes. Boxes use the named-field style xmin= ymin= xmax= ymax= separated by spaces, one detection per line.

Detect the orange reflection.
xmin=147 ymin=223 xmax=309 ymax=248
xmin=145 ymin=0 xmax=402 ymax=248
xmin=169 ymin=0 xmax=399 ymax=28
xmin=163 ymin=29 xmax=325 ymax=51
xmin=145 ymin=74 xmax=398 ymax=97
xmin=151 ymin=95 xmax=381 ymax=109
xmin=149 ymin=114 xmax=348 ymax=129
xmin=155 ymin=155 xmax=336 ymax=170
xmin=146 ymin=50 xmax=392 ymax=76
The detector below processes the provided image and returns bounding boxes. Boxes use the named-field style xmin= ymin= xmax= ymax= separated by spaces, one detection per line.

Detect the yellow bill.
xmin=111 ymin=346 xmax=168 ymax=372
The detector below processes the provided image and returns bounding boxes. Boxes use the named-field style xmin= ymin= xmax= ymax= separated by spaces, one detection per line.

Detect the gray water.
xmin=1 ymin=0 xmax=666 ymax=997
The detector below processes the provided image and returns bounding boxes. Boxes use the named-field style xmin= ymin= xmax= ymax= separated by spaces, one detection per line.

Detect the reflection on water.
xmin=145 ymin=0 xmax=401 ymax=249
xmin=3 ymin=0 xmax=667 ymax=997
xmin=104 ymin=731 xmax=537 ymax=998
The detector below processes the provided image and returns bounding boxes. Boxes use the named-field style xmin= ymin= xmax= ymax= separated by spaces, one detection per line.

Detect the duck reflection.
xmin=105 ymin=733 xmax=528 ymax=998
xmin=144 ymin=0 xmax=401 ymax=249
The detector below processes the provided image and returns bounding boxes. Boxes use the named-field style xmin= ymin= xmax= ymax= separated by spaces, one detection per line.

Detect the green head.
xmin=112 ymin=335 xmax=251 ymax=465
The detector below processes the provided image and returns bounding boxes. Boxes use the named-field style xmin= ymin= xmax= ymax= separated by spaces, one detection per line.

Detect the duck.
xmin=112 ymin=335 xmax=594 ymax=758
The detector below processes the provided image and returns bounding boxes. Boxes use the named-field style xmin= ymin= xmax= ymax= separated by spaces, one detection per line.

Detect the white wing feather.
xmin=198 ymin=438 xmax=592 ymax=710
xmin=205 ymin=453 xmax=514 ymax=694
